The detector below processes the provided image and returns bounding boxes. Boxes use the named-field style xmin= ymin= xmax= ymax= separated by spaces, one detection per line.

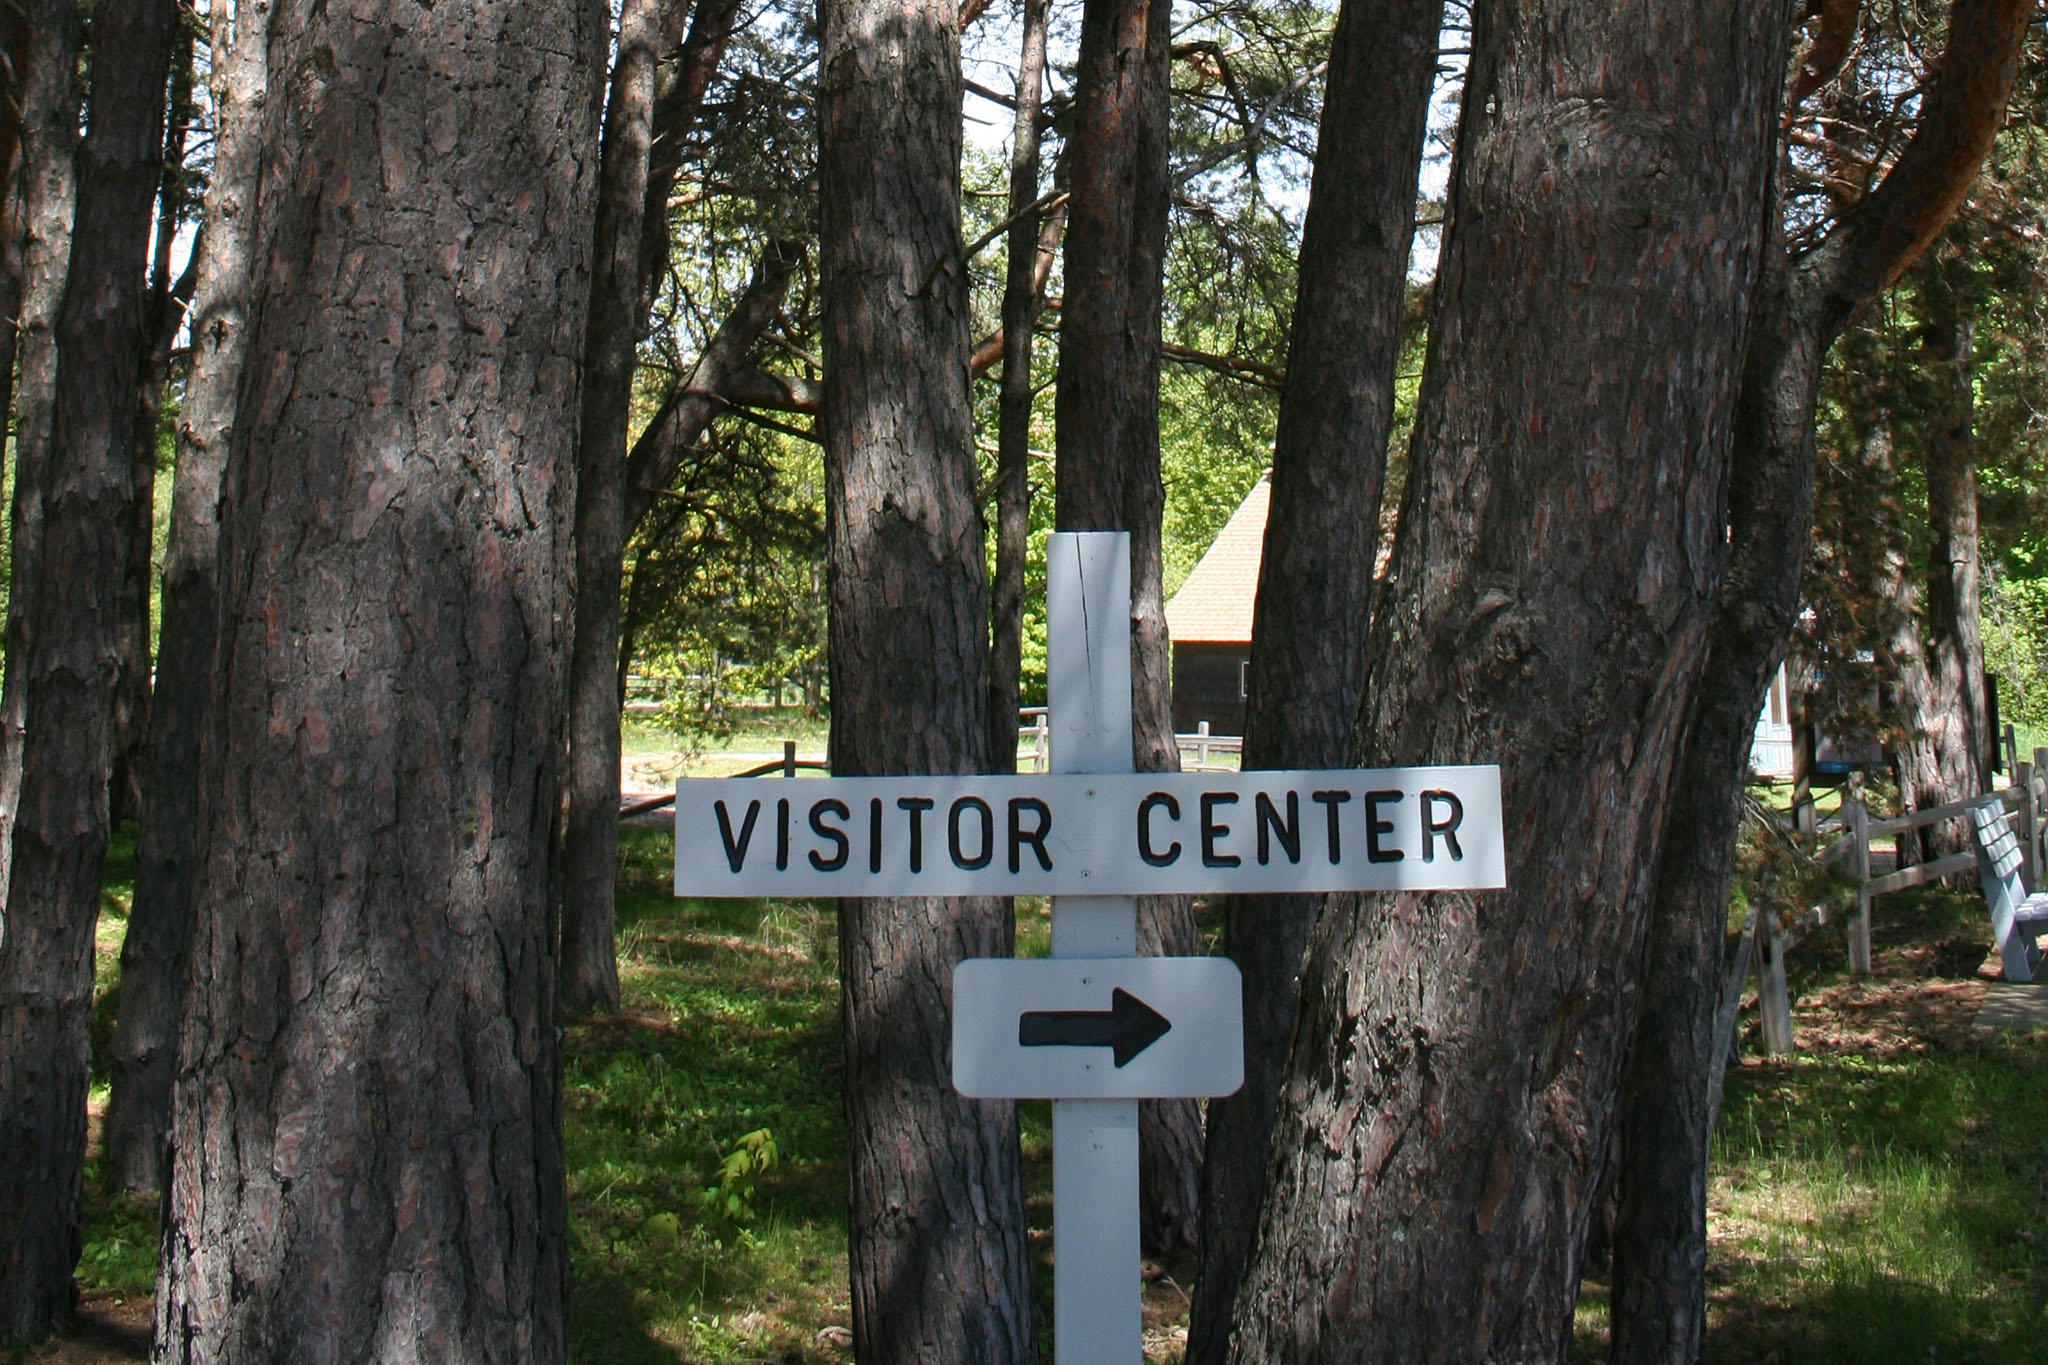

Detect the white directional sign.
xmin=670 ymin=530 xmax=1509 ymax=1365
xmin=952 ymin=957 xmax=1244 ymax=1100
xmin=671 ymin=766 xmax=1505 ymax=898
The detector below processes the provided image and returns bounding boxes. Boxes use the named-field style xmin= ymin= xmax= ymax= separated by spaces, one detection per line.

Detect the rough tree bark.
xmin=560 ymin=0 xmax=693 ymax=1016
xmin=108 ymin=11 xmax=198 ymax=829
xmin=1885 ymin=502 xmax=1951 ymax=853
xmin=1608 ymin=5 xmax=2031 ymax=1359
xmin=1223 ymin=2 xmax=1789 ymax=1358
xmin=1055 ymin=0 xmax=1203 ymax=1261
xmin=558 ymin=0 xmax=745 ymax=1014
xmin=1901 ymin=266 xmax=1989 ymax=850
xmin=1607 ymin=224 xmax=1813 ymax=1365
xmin=0 ymin=0 xmax=177 ymax=1340
xmin=150 ymin=1 xmax=604 ymax=1357
xmin=986 ymin=0 xmax=1050 ymax=771
xmin=0 ymin=5 xmax=34 ymax=475
xmin=817 ymin=0 xmax=1036 ymax=1352
xmin=0 ymin=0 xmax=80 ymax=906
xmin=101 ymin=0 xmax=270 ymax=1198
xmin=1186 ymin=0 xmax=1444 ymax=1353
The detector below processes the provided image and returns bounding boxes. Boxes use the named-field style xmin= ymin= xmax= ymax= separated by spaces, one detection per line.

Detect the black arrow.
xmin=1018 ymin=988 xmax=1172 ymax=1067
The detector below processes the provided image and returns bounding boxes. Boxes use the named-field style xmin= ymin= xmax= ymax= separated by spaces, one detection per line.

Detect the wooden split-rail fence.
xmin=1743 ymin=727 xmax=2047 ymax=1055
xmin=622 ymin=716 xmax=1246 ymax=820
xmin=628 ymin=716 xmax=2046 ymax=1051
xmin=1016 ymin=708 xmax=1242 ymax=773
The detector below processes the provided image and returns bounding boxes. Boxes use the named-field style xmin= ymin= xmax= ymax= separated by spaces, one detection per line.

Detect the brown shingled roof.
xmin=1164 ymin=472 xmax=1269 ymax=646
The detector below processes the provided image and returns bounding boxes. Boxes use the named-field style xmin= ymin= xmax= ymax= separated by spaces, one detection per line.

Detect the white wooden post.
xmin=1196 ymin=719 xmax=1211 ymax=770
xmin=2034 ymin=747 xmax=2048 ymax=892
xmin=1758 ymin=911 xmax=1794 ymax=1055
xmin=1036 ymin=712 xmax=1050 ymax=773
xmin=1044 ymin=531 xmax=1140 ymax=1364
xmin=1848 ymin=777 xmax=1872 ymax=976
xmin=2017 ymin=752 xmax=2039 ymax=893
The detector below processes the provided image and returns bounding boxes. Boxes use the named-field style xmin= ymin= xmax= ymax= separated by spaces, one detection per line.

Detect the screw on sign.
xmin=671 ymin=532 xmax=1506 ymax=1363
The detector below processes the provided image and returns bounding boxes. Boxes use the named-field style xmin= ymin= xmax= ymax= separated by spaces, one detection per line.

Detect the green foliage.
xmin=1790 ymin=15 xmax=2048 ymax=770
xmin=626 ymin=431 xmax=828 ymax=745
xmin=1732 ymin=787 xmax=1864 ymax=933
xmin=1986 ymin=571 xmax=2048 ymax=735
xmin=697 ymin=1128 xmax=778 ymax=1227
xmin=76 ymin=1186 xmax=157 ymax=1296
xmin=563 ymin=827 xmax=848 ymax=1361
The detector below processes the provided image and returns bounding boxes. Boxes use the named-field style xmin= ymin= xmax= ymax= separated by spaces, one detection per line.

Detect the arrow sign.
xmin=1019 ymin=988 xmax=1171 ymax=1067
xmin=953 ymin=957 xmax=1242 ymax=1100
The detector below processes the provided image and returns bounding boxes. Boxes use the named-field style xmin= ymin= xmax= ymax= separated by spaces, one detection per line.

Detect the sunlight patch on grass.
xmin=566 ymin=826 xmax=851 ymax=1361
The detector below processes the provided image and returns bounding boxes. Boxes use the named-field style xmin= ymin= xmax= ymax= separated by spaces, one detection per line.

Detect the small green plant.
xmin=697 ymin=1128 xmax=777 ymax=1227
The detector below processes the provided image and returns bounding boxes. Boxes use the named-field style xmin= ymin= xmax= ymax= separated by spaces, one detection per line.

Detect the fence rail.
xmin=626 ymin=714 xmax=1252 ymax=818
xmin=1746 ymin=728 xmax=2047 ymax=1055
xmin=1016 ymin=708 xmax=1243 ymax=773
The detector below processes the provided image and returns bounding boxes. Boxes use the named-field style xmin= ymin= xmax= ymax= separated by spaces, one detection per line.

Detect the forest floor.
xmin=11 ymin=827 xmax=2046 ymax=1363
xmin=1574 ymin=887 xmax=2048 ymax=1362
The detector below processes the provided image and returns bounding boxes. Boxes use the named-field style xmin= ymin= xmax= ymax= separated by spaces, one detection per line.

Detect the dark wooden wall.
xmin=1171 ymin=642 xmax=1247 ymax=736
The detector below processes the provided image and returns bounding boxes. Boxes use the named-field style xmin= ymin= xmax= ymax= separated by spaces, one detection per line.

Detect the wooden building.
xmin=1163 ymin=472 xmax=1269 ymax=737
xmin=1167 ymin=471 xmax=1793 ymax=778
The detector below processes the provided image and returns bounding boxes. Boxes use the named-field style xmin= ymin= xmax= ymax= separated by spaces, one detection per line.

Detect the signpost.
xmin=952 ymin=956 xmax=1244 ymax=1099
xmin=671 ymin=531 xmax=1506 ymax=1363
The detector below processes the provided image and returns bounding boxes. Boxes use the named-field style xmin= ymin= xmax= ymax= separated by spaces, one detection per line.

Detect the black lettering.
xmin=1201 ymin=791 xmax=1241 ymax=868
xmin=1255 ymin=791 xmax=1300 ymax=865
xmin=949 ymin=796 xmax=994 ymax=870
xmin=1312 ymin=790 xmax=1351 ymax=864
xmin=868 ymin=797 xmax=883 ymax=873
xmin=1138 ymin=792 xmax=1181 ymax=867
xmin=1422 ymin=790 xmax=1465 ymax=861
xmin=714 ymin=799 xmax=761 ymax=873
xmin=897 ymin=797 xmax=934 ymax=872
xmin=1008 ymin=797 xmax=1053 ymax=873
xmin=808 ymin=799 xmax=850 ymax=871
xmin=1365 ymin=790 xmax=1404 ymax=863
xmin=776 ymin=797 xmax=791 ymax=871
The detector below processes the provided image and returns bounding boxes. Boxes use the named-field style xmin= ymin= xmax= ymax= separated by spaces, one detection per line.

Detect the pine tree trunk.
xmin=1606 ymin=8 xmax=2031 ymax=1354
xmin=102 ymin=0 xmax=269 ymax=1198
xmin=1609 ymin=229 xmax=1818 ymax=1365
xmin=1055 ymin=0 xmax=1202 ymax=1261
xmin=818 ymin=0 xmax=1036 ymax=1351
xmin=986 ymin=0 xmax=1048 ymax=772
xmin=0 ymin=0 xmax=176 ymax=1340
xmin=1187 ymin=0 xmax=1442 ymax=1351
xmin=1888 ymin=527 xmax=1950 ymax=852
xmin=1886 ymin=284 xmax=1986 ymax=863
xmin=1223 ymin=4 xmax=1787 ymax=1356
xmin=1915 ymin=284 xmax=1988 ymax=839
xmin=0 ymin=0 xmax=80 ymax=908
xmin=620 ymin=243 xmax=802 ymax=533
xmin=0 ymin=7 xmax=34 ymax=485
xmin=107 ymin=19 xmax=198 ymax=830
xmin=150 ymin=3 xmax=602 ymax=1356
xmin=558 ymin=0 xmax=745 ymax=1015
xmin=560 ymin=0 xmax=676 ymax=1017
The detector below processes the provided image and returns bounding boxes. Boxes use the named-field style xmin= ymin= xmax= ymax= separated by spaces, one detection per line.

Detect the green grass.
xmin=2012 ymin=722 xmax=2047 ymax=767
xmin=563 ymin=826 xmax=850 ymax=1362
xmin=622 ymin=708 xmax=829 ymax=759
xmin=79 ymin=824 xmax=160 ymax=1303
xmin=1574 ymin=889 xmax=2048 ymax=1363
xmin=1751 ymin=778 xmax=1849 ymax=818
xmin=67 ymin=820 xmax=2048 ymax=1361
